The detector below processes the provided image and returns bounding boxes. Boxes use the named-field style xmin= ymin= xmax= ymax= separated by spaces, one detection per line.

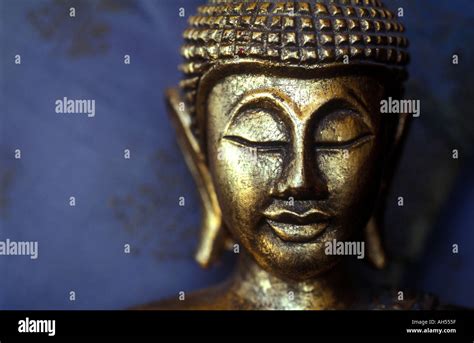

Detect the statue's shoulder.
xmin=364 ymin=288 xmax=464 ymax=310
xmin=129 ymin=281 xmax=242 ymax=310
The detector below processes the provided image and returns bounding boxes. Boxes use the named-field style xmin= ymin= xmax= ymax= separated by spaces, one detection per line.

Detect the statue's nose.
xmin=272 ymin=140 xmax=329 ymax=200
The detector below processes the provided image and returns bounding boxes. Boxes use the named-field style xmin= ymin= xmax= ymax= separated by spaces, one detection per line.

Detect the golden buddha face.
xmin=205 ymin=71 xmax=390 ymax=280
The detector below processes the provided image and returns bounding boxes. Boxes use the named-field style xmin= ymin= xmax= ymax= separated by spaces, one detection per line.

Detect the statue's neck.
xmin=229 ymin=252 xmax=355 ymax=310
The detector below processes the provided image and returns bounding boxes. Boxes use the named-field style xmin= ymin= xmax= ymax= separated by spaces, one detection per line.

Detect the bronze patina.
xmin=136 ymin=0 xmax=444 ymax=310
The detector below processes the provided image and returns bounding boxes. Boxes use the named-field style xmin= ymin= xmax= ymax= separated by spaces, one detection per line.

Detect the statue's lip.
xmin=262 ymin=208 xmax=330 ymax=225
xmin=266 ymin=219 xmax=329 ymax=243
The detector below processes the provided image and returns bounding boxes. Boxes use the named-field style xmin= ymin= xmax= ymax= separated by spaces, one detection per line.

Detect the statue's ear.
xmin=365 ymin=112 xmax=411 ymax=269
xmin=165 ymin=88 xmax=226 ymax=268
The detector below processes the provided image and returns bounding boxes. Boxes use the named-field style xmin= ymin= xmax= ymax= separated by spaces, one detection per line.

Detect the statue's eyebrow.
xmin=227 ymin=89 xmax=298 ymax=124
xmin=311 ymin=96 xmax=374 ymax=135
xmin=342 ymin=86 xmax=371 ymax=116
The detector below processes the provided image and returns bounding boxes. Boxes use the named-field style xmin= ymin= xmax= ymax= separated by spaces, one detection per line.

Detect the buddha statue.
xmin=136 ymin=0 xmax=446 ymax=310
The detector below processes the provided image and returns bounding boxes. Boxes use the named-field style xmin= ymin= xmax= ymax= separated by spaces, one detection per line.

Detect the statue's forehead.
xmin=208 ymin=73 xmax=377 ymax=115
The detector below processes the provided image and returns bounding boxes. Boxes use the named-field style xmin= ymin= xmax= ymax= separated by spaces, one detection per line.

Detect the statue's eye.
xmin=223 ymin=108 xmax=289 ymax=152
xmin=314 ymin=111 xmax=373 ymax=150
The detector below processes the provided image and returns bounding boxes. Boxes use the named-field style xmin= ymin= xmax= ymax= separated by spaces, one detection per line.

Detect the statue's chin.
xmin=249 ymin=249 xmax=343 ymax=282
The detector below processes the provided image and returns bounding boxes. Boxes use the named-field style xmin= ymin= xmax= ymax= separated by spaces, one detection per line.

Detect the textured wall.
xmin=0 ymin=0 xmax=473 ymax=309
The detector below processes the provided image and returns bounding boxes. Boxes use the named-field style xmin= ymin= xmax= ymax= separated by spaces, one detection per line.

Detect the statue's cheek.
xmin=213 ymin=143 xmax=284 ymax=217
xmin=316 ymin=143 xmax=376 ymax=204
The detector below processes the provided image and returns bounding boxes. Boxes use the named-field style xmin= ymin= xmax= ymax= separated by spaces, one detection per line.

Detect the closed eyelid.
xmin=223 ymin=135 xmax=288 ymax=149
xmin=224 ymin=110 xmax=290 ymax=143
xmin=223 ymin=90 xmax=295 ymax=143
xmin=313 ymin=100 xmax=374 ymax=151
xmin=315 ymin=133 xmax=374 ymax=150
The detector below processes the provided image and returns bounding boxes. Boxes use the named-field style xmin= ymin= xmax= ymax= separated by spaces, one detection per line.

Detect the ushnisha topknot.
xmin=178 ymin=0 xmax=409 ymax=135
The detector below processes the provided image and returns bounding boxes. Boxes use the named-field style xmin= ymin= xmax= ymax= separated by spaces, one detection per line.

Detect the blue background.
xmin=1 ymin=0 xmax=473 ymax=309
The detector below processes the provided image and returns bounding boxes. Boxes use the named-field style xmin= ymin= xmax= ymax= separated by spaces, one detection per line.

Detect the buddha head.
xmin=167 ymin=0 xmax=409 ymax=281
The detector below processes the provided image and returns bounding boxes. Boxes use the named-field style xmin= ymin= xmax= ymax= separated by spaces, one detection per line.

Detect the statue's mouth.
xmin=263 ymin=208 xmax=331 ymax=243
xmin=266 ymin=220 xmax=329 ymax=243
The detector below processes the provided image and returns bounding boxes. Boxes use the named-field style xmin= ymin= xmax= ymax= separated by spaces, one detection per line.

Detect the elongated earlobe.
xmin=166 ymin=88 xmax=225 ymax=267
xmin=365 ymin=215 xmax=387 ymax=269
xmin=365 ymin=112 xmax=411 ymax=269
